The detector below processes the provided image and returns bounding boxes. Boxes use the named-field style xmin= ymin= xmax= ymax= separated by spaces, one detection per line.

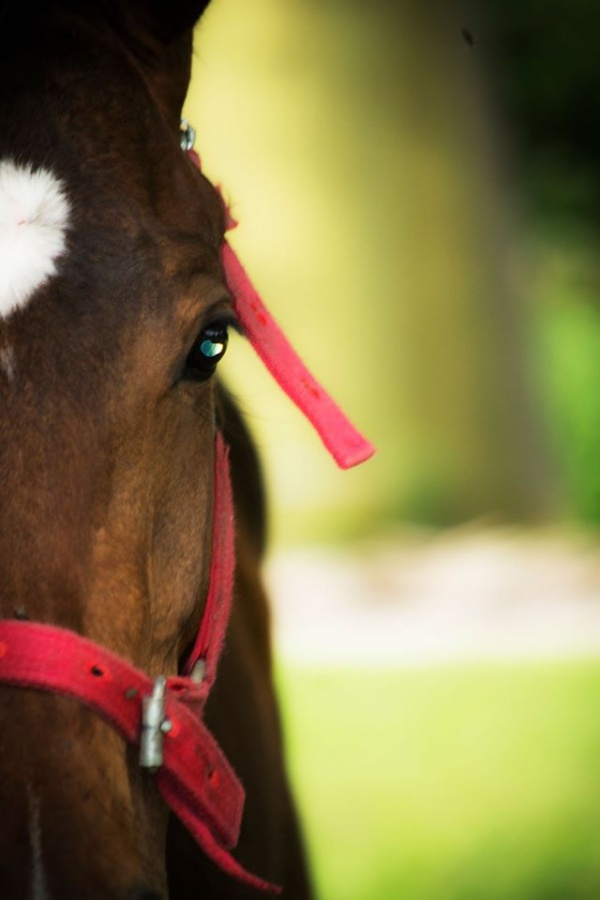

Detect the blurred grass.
xmin=277 ymin=661 xmax=600 ymax=900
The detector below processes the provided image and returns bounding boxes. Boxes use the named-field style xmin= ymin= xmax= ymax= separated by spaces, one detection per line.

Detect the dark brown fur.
xmin=0 ymin=3 xmax=312 ymax=897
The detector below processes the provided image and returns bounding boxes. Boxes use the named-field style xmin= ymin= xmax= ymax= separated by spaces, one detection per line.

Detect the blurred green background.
xmin=185 ymin=1 xmax=600 ymax=897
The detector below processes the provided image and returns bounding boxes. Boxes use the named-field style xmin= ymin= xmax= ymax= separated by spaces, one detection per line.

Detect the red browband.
xmin=0 ymin=142 xmax=374 ymax=893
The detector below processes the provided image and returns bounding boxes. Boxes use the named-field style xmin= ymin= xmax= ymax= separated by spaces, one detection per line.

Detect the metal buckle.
xmin=139 ymin=676 xmax=173 ymax=773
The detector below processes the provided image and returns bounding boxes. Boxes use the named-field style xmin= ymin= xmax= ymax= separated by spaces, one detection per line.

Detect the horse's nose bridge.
xmin=0 ymin=687 xmax=168 ymax=898
xmin=0 ymin=408 xmax=100 ymax=622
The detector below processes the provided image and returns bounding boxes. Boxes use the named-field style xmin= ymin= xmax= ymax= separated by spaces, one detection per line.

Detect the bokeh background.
xmin=185 ymin=2 xmax=600 ymax=898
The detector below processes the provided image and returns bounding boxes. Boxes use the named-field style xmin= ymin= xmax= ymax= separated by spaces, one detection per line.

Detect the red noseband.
xmin=0 ymin=434 xmax=276 ymax=893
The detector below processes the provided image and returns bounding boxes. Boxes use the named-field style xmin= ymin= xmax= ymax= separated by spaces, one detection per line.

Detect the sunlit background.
xmin=185 ymin=2 xmax=600 ymax=898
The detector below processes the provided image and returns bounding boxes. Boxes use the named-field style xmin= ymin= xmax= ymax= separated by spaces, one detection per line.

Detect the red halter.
xmin=0 ymin=143 xmax=374 ymax=893
xmin=0 ymin=435 xmax=270 ymax=891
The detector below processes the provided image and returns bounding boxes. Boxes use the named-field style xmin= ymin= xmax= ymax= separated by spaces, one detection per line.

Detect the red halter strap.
xmin=187 ymin=148 xmax=375 ymax=470
xmin=180 ymin=431 xmax=235 ymax=694
xmin=0 ymin=434 xmax=278 ymax=895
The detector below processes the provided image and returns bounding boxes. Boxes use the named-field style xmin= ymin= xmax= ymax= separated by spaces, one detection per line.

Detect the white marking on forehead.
xmin=0 ymin=160 xmax=70 ymax=320
xmin=27 ymin=784 xmax=52 ymax=900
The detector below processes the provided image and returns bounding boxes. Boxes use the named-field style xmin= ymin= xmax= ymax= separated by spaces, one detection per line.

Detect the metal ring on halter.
xmin=180 ymin=118 xmax=196 ymax=152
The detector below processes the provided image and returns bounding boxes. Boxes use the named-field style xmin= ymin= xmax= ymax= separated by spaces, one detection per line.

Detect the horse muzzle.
xmin=0 ymin=684 xmax=170 ymax=900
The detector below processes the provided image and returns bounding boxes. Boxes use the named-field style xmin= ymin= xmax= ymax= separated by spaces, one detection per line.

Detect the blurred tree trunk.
xmin=369 ymin=0 xmax=557 ymax=523
xmin=189 ymin=0 xmax=557 ymax=536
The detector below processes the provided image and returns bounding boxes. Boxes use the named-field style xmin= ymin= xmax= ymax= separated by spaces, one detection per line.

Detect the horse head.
xmin=0 ymin=2 xmax=240 ymax=896
xmin=0 ymin=3 xmax=373 ymax=897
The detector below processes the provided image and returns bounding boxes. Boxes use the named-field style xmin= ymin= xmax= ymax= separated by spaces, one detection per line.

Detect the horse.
xmin=0 ymin=2 xmax=372 ymax=897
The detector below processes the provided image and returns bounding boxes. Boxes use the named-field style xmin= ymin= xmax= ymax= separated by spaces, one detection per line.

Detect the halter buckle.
xmin=140 ymin=676 xmax=172 ymax=773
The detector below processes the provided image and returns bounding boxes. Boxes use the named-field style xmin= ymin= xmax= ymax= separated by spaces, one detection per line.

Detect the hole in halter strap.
xmin=89 ymin=663 xmax=111 ymax=680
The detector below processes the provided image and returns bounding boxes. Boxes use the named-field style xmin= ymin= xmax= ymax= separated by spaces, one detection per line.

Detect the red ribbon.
xmin=188 ymin=148 xmax=375 ymax=470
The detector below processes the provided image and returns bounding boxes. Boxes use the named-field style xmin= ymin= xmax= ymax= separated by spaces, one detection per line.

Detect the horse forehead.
xmin=0 ymin=160 xmax=70 ymax=320
xmin=0 ymin=18 xmax=226 ymax=327
xmin=0 ymin=151 xmax=225 ymax=333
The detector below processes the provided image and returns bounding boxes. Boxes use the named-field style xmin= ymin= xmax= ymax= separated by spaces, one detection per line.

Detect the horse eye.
xmin=183 ymin=322 xmax=229 ymax=381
